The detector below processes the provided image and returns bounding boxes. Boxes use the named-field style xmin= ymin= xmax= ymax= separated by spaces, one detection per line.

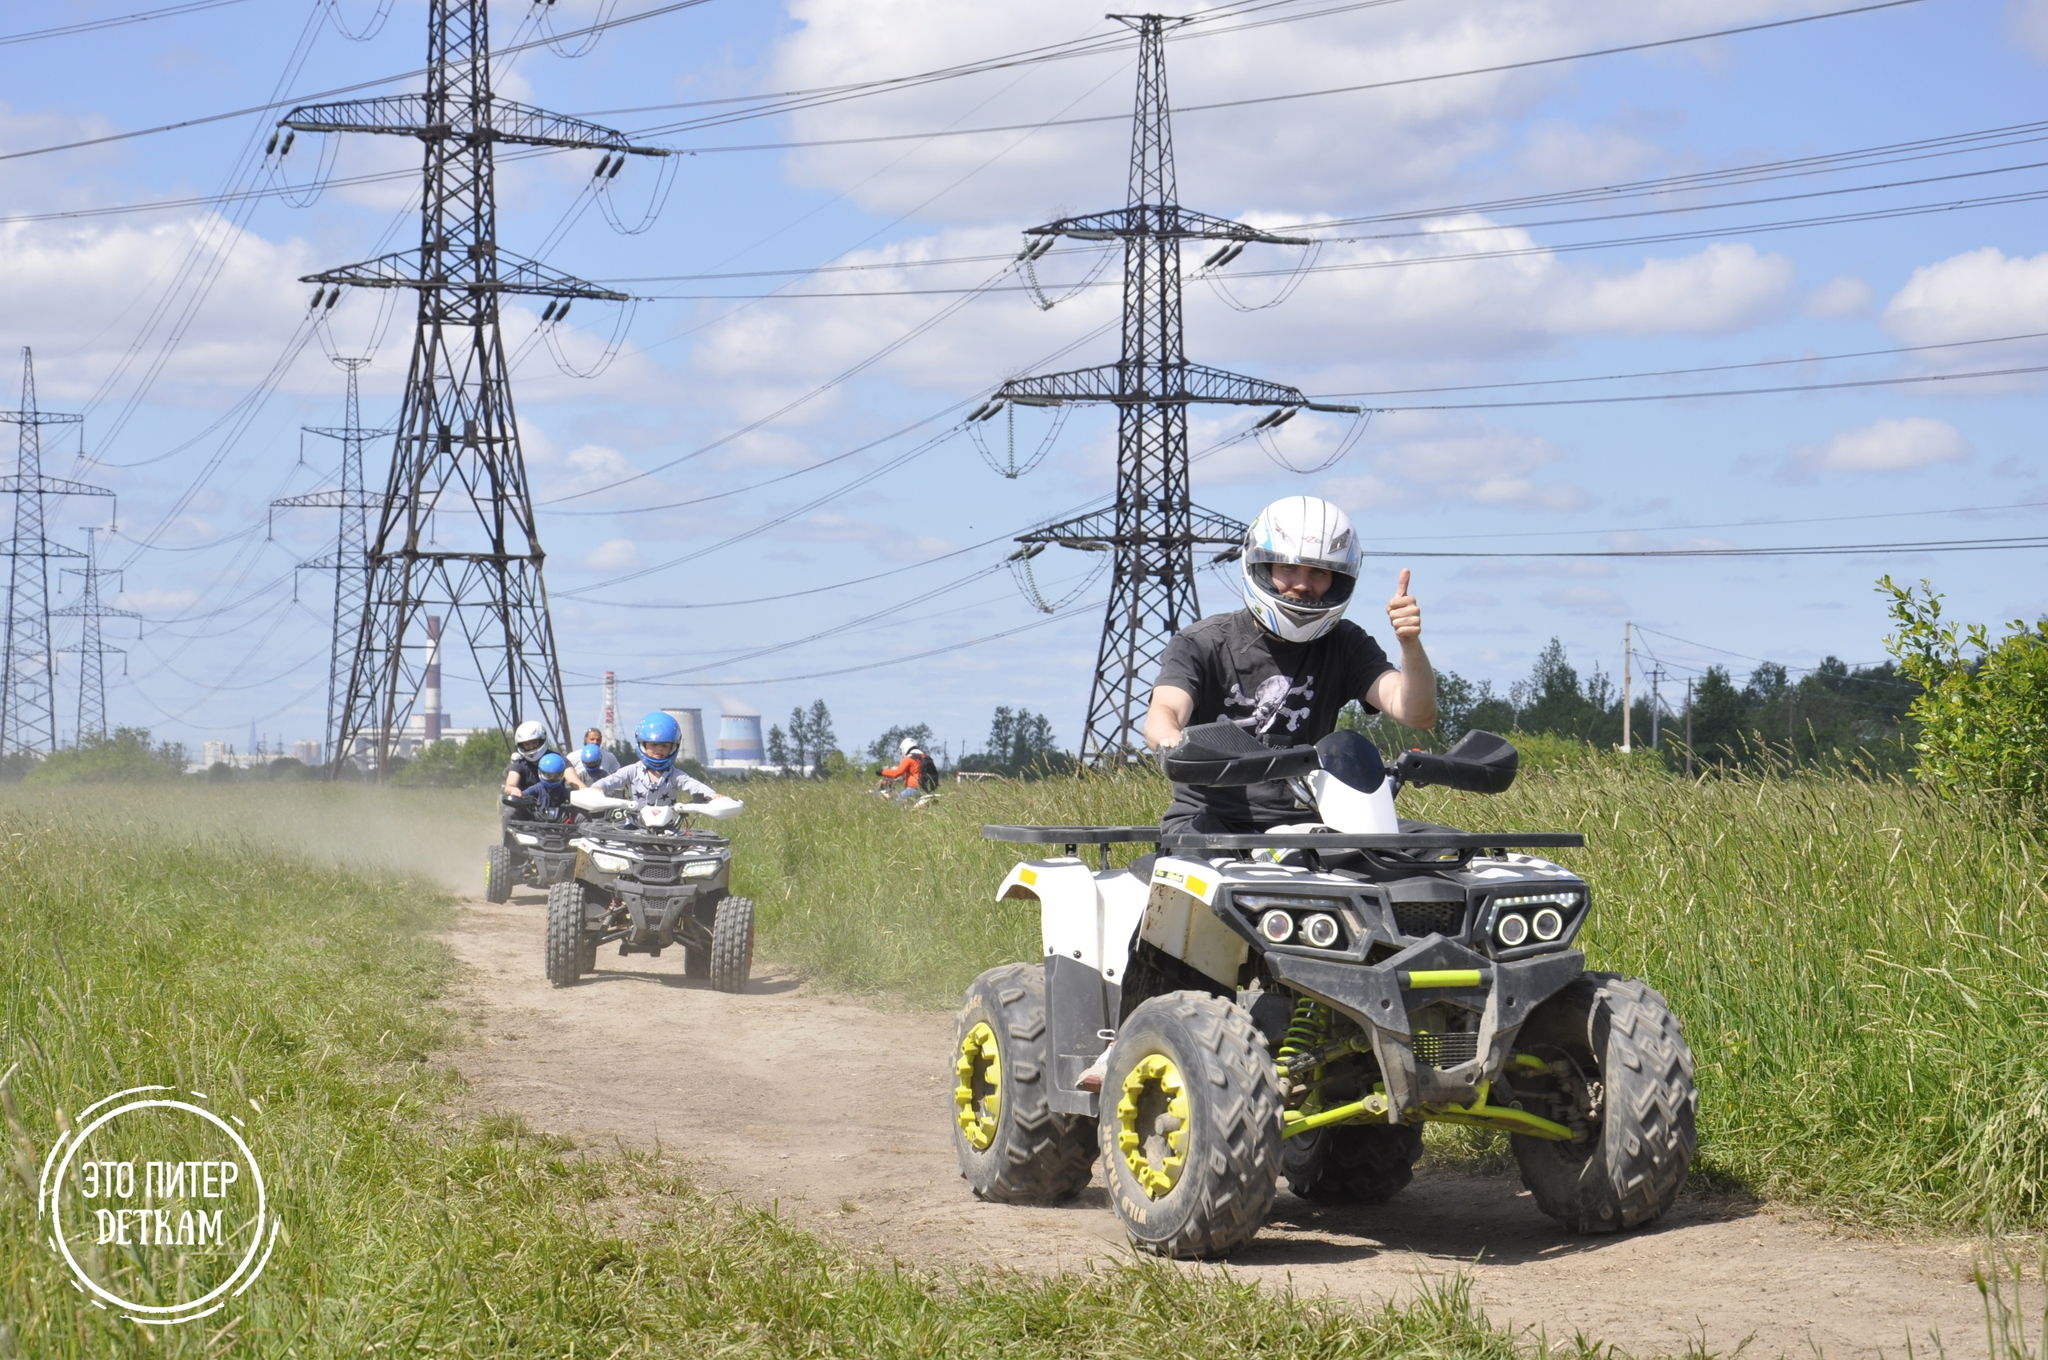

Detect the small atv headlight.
xmin=1301 ymin=913 xmax=1341 ymax=949
xmin=513 ymin=833 xmax=539 ymax=846
xmin=1258 ymin=910 xmax=1295 ymax=943
xmin=591 ymin=852 xmax=631 ymax=874
xmin=1531 ymin=907 xmax=1565 ymax=941
xmin=1496 ymin=912 xmax=1529 ymax=947
xmin=681 ymin=859 xmax=720 ymax=878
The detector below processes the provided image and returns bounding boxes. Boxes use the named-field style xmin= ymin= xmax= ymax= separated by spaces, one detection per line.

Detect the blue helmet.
xmin=579 ymin=742 xmax=605 ymax=772
xmin=536 ymin=752 xmax=567 ymax=785
xmin=636 ymin=711 xmax=681 ymax=773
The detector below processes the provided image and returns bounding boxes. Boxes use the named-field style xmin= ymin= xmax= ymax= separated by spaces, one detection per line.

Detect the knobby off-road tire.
xmin=1281 ymin=1122 xmax=1423 ymax=1204
xmin=1511 ymin=971 xmax=1696 ymax=1233
xmin=950 ymin=963 xmax=1096 ymax=1204
xmin=1100 ymin=991 xmax=1283 ymax=1259
xmin=484 ymin=845 xmax=514 ymax=903
xmin=545 ymin=881 xmax=589 ymax=988
xmin=709 ymin=896 xmax=753 ymax=994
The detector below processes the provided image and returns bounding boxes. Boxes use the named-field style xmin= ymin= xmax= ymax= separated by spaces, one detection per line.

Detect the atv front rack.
xmin=983 ymin=824 xmax=1583 ymax=871
xmin=983 ymin=825 xmax=1160 ymax=869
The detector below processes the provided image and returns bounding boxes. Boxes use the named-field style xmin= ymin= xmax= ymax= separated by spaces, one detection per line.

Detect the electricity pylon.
xmin=271 ymin=357 xmax=391 ymax=768
xmin=0 ymin=350 xmax=113 ymax=758
xmin=52 ymin=527 xmax=139 ymax=743
xmin=280 ymin=0 xmax=668 ymax=774
xmin=995 ymin=14 xmax=1352 ymax=764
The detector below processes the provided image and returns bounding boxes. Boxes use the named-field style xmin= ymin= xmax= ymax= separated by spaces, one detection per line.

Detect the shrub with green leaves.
xmin=1881 ymin=576 xmax=2048 ymax=820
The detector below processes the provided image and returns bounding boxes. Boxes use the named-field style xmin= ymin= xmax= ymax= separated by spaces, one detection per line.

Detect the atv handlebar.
xmin=1157 ymin=721 xmax=1320 ymax=786
xmin=1390 ymin=729 xmax=1519 ymax=794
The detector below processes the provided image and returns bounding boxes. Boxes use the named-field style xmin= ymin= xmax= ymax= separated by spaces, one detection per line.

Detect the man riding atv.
xmin=1145 ymin=494 xmax=1437 ymax=837
xmin=1077 ymin=494 xmax=1435 ymax=1091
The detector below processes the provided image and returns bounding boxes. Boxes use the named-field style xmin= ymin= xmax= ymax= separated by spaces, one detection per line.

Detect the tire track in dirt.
xmin=445 ymin=896 xmax=1990 ymax=1359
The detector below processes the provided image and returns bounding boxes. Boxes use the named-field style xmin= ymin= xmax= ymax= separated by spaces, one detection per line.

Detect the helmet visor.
xmin=1244 ymin=558 xmax=1356 ymax=609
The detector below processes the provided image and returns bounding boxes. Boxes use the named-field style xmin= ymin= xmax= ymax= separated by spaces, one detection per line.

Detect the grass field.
xmin=731 ymin=752 xmax=2048 ymax=1230
xmin=0 ymin=785 xmax=1634 ymax=1358
xmin=4 ymin=755 xmax=2042 ymax=1354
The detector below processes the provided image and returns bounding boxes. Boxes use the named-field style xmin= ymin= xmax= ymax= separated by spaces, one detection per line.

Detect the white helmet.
xmin=513 ymin=720 xmax=548 ymax=755
xmin=898 ymin=736 xmax=921 ymax=758
xmin=1241 ymin=496 xmax=1362 ymax=643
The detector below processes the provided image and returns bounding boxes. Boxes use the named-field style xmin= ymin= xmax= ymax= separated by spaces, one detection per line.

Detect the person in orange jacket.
xmin=874 ymin=737 xmax=937 ymax=802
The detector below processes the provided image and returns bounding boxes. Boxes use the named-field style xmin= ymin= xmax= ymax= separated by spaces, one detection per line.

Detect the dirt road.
xmin=446 ymin=896 xmax=1993 ymax=1358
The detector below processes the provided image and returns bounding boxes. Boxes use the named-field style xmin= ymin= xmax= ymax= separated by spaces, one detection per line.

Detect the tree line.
xmin=1346 ymin=636 xmax=1918 ymax=773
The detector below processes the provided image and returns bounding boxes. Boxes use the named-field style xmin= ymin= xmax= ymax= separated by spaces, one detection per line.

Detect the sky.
xmin=3 ymin=0 xmax=2045 ymax=763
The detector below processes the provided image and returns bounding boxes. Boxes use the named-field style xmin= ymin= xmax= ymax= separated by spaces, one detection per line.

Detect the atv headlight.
xmin=1301 ymin=913 xmax=1342 ymax=949
xmin=1238 ymin=894 xmax=1351 ymax=951
xmin=513 ymin=833 xmax=540 ymax=847
xmin=1486 ymin=890 xmax=1584 ymax=948
xmin=591 ymin=852 xmax=631 ymax=874
xmin=681 ymin=859 xmax=721 ymax=878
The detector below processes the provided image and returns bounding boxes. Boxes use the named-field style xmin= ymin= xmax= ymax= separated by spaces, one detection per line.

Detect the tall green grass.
xmin=733 ymin=758 xmax=2048 ymax=1229
xmin=0 ymin=785 xmax=1629 ymax=1358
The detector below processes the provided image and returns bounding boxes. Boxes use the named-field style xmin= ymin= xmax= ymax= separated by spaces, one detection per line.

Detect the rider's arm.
xmin=878 ymin=757 xmax=911 ymax=779
xmin=676 ymin=770 xmax=719 ymax=802
xmin=502 ymin=765 xmax=524 ymax=797
xmin=1143 ymin=684 xmax=1195 ymax=751
xmin=1362 ymin=571 xmax=1437 ymax=728
xmin=565 ymin=768 xmax=590 ymax=790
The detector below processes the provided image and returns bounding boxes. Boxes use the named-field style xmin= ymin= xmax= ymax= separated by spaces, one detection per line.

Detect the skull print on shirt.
xmin=1226 ymin=672 xmax=1315 ymax=735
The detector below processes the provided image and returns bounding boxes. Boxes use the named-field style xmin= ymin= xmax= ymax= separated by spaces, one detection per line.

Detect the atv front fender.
xmin=1262 ymin=940 xmax=1584 ymax=1120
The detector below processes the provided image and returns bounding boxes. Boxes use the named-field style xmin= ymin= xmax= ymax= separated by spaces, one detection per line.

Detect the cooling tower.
xmin=661 ymin=707 xmax=710 ymax=766
xmin=716 ymin=713 xmax=764 ymax=766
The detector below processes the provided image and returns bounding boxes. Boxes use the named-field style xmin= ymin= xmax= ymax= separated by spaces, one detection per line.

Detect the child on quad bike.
xmin=568 ymin=726 xmax=620 ymax=789
xmin=591 ymin=711 xmax=721 ymax=808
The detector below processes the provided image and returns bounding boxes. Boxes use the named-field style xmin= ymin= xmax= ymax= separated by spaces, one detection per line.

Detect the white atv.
xmin=951 ymin=722 xmax=1696 ymax=1259
xmin=548 ymin=789 xmax=751 ymax=991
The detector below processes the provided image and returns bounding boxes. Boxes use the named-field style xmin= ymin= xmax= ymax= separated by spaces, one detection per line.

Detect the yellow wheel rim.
xmin=954 ymin=1022 xmax=1001 ymax=1151
xmin=1115 ymin=1052 xmax=1190 ymax=1198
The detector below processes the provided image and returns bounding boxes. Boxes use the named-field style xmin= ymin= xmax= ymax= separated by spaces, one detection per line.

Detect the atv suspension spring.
xmin=1277 ymin=997 xmax=1333 ymax=1078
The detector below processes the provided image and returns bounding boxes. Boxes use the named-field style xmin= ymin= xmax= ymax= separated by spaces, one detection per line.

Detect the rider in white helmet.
xmin=1068 ymin=498 xmax=1436 ymax=1095
xmin=1142 ymin=494 xmax=1436 ymax=837
xmin=500 ymin=720 xmax=558 ymax=831
xmin=875 ymin=734 xmax=936 ymax=801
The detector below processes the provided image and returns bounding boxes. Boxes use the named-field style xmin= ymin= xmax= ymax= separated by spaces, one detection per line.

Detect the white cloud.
xmin=1783 ymin=416 xmax=1968 ymax=479
xmin=768 ymin=1 xmax=1825 ymax=221
xmin=1554 ymin=243 xmax=1794 ymax=335
xmin=2009 ymin=0 xmax=2048 ymax=59
xmin=1806 ymin=275 xmax=1872 ymax=319
xmin=586 ymin=538 xmax=640 ymax=570
xmin=1883 ymin=246 xmax=2048 ymax=347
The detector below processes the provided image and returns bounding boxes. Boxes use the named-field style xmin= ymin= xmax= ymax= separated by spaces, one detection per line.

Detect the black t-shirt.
xmin=506 ymin=753 xmax=543 ymax=793
xmin=1153 ymin=610 xmax=1395 ymax=831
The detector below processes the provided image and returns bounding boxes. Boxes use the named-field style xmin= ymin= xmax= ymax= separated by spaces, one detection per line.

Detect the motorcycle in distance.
xmin=546 ymin=787 xmax=752 ymax=992
xmin=485 ymin=792 xmax=582 ymax=903
xmin=951 ymin=722 xmax=1697 ymax=1259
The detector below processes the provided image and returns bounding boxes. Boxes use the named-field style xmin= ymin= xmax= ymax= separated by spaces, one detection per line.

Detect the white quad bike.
xmin=547 ymin=788 xmax=752 ymax=991
xmin=951 ymin=722 xmax=1697 ymax=1259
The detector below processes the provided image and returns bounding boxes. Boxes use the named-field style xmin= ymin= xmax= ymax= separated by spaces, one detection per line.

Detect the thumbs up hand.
xmin=1387 ymin=568 xmax=1422 ymax=644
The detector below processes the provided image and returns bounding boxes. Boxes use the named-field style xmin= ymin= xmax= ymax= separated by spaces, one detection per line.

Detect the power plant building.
xmin=715 ymin=713 xmax=764 ymax=768
xmin=660 ymin=707 xmax=710 ymax=767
